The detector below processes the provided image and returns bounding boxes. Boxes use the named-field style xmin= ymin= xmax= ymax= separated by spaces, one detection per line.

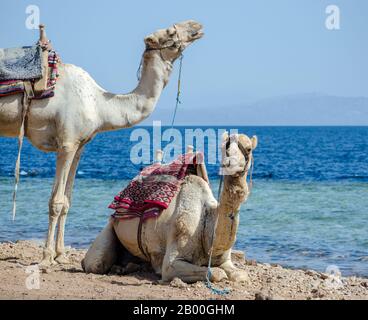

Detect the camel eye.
xmin=167 ymin=27 xmax=176 ymax=36
xmin=246 ymin=147 xmax=252 ymax=153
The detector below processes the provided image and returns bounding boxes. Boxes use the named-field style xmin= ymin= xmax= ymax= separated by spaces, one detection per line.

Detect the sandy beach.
xmin=0 ymin=240 xmax=367 ymax=300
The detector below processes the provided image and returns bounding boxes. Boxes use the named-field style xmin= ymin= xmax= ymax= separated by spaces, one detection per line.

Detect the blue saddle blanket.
xmin=0 ymin=45 xmax=43 ymax=81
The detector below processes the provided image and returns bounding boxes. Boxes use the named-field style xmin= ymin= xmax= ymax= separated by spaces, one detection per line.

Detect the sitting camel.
xmin=82 ymin=132 xmax=257 ymax=283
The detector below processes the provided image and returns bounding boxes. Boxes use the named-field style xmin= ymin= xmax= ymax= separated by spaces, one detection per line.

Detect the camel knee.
xmin=59 ymin=143 xmax=78 ymax=153
xmin=49 ymin=200 xmax=64 ymax=218
xmin=82 ymin=220 xmax=118 ymax=274
xmin=82 ymin=257 xmax=108 ymax=274
xmin=61 ymin=197 xmax=70 ymax=215
xmin=49 ymin=196 xmax=69 ymax=217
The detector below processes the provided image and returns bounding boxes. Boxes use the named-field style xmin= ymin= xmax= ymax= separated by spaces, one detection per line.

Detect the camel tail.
xmin=12 ymin=91 xmax=31 ymax=221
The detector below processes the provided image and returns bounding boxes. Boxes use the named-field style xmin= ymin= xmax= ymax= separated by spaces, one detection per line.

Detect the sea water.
xmin=0 ymin=126 xmax=367 ymax=276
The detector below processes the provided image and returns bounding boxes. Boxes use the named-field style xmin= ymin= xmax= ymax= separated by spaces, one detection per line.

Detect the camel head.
xmin=144 ymin=20 xmax=204 ymax=62
xmin=221 ymin=132 xmax=258 ymax=177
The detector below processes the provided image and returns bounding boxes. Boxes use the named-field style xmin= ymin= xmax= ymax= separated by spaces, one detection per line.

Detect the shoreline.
xmin=0 ymin=240 xmax=367 ymax=300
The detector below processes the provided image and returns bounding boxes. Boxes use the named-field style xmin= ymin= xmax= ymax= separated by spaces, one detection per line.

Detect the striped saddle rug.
xmin=109 ymin=152 xmax=204 ymax=221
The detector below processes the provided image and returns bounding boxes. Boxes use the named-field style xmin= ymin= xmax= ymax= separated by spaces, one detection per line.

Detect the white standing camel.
xmin=82 ymin=133 xmax=258 ymax=283
xmin=0 ymin=20 xmax=203 ymax=266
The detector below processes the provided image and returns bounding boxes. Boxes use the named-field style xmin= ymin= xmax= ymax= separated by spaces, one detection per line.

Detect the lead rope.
xmin=12 ymin=90 xmax=31 ymax=220
xmin=205 ymin=175 xmax=230 ymax=296
xmin=170 ymin=54 xmax=183 ymax=128
xmin=136 ymin=50 xmax=184 ymax=162
xmin=164 ymin=53 xmax=184 ymax=163
xmin=136 ymin=55 xmax=144 ymax=81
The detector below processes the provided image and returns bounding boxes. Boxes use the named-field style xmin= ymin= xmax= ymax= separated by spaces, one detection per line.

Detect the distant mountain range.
xmin=148 ymin=93 xmax=368 ymax=126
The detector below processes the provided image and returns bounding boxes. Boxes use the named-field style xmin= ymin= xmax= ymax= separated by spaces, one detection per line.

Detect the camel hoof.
xmin=38 ymin=259 xmax=56 ymax=269
xmin=39 ymin=249 xmax=56 ymax=267
xmin=39 ymin=257 xmax=56 ymax=267
xmin=55 ymin=254 xmax=71 ymax=265
xmin=210 ymin=267 xmax=228 ymax=282
xmin=228 ymin=269 xmax=249 ymax=283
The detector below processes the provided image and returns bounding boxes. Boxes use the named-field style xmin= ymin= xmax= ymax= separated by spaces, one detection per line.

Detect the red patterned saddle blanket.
xmin=109 ymin=152 xmax=204 ymax=221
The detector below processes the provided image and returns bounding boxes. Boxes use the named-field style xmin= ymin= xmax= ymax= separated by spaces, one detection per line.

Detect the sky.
xmin=0 ymin=0 xmax=367 ymax=124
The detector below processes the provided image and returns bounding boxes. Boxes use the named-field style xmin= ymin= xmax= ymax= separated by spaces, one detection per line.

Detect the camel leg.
xmin=82 ymin=218 xmax=119 ymax=274
xmin=162 ymin=243 xmax=228 ymax=283
xmin=150 ymin=253 xmax=163 ymax=275
xmin=55 ymin=146 xmax=84 ymax=264
xmin=218 ymin=251 xmax=249 ymax=283
xmin=40 ymin=146 xmax=78 ymax=266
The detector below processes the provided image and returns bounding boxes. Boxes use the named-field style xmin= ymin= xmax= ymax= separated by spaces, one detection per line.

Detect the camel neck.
xmin=212 ymin=175 xmax=249 ymax=255
xmin=97 ymin=50 xmax=172 ymax=132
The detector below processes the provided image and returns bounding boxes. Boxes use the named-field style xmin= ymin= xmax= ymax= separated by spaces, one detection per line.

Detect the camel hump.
xmin=183 ymin=175 xmax=217 ymax=209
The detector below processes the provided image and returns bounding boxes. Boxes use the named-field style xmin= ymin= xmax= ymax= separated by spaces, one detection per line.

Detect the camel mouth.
xmin=190 ymin=29 xmax=204 ymax=40
xmin=185 ymin=22 xmax=204 ymax=42
xmin=174 ymin=20 xmax=204 ymax=44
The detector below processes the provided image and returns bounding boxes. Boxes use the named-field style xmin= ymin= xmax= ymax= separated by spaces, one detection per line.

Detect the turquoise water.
xmin=0 ymin=126 xmax=367 ymax=276
xmin=0 ymin=178 xmax=367 ymax=277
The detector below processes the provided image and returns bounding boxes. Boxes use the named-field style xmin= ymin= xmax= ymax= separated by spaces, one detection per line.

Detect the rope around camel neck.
xmin=205 ymin=175 xmax=231 ymax=295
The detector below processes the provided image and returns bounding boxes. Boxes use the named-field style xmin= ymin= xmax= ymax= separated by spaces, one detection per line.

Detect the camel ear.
xmin=144 ymin=35 xmax=159 ymax=47
xmin=251 ymin=135 xmax=258 ymax=150
xmin=222 ymin=131 xmax=229 ymax=143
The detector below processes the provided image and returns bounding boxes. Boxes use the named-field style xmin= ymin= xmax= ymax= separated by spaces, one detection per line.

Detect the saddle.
xmin=0 ymin=25 xmax=60 ymax=99
xmin=109 ymin=149 xmax=209 ymax=260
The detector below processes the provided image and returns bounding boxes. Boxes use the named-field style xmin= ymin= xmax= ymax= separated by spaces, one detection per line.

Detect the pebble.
xmin=254 ymin=292 xmax=273 ymax=300
xmin=123 ymin=262 xmax=141 ymax=275
xmin=311 ymin=288 xmax=325 ymax=298
xmin=231 ymin=250 xmax=245 ymax=261
xmin=245 ymin=259 xmax=257 ymax=266
xmin=192 ymin=282 xmax=204 ymax=288
xmin=305 ymin=270 xmax=318 ymax=276
xmin=109 ymin=265 xmax=123 ymax=275
xmin=319 ymin=273 xmax=329 ymax=280
xmin=170 ymin=277 xmax=188 ymax=289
